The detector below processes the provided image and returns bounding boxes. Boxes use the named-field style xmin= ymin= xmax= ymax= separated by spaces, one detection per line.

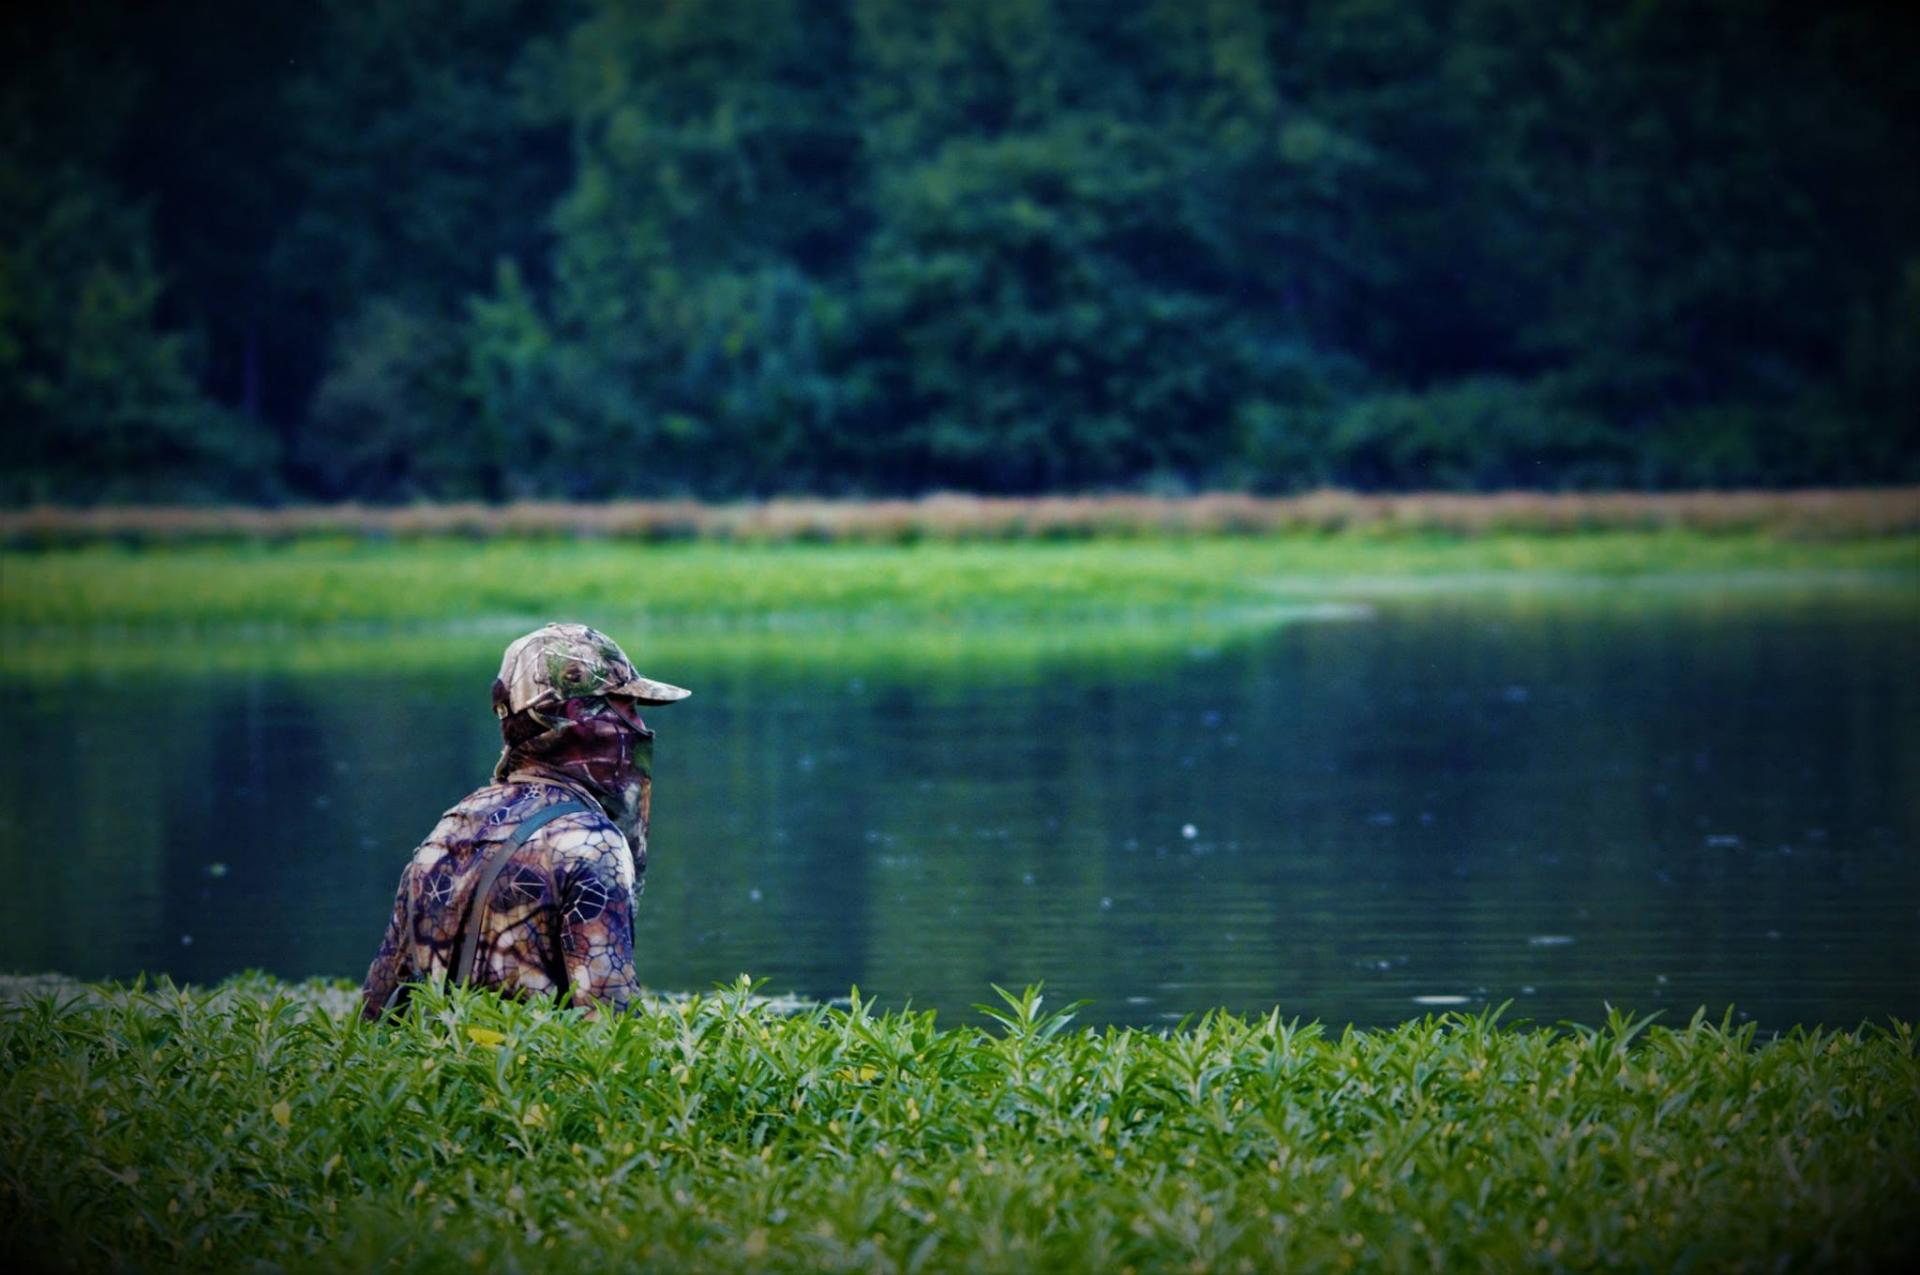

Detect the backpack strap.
xmin=451 ymin=796 xmax=591 ymax=986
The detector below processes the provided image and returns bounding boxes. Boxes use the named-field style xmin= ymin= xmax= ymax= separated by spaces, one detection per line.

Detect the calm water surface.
xmin=3 ymin=584 xmax=1914 ymax=1029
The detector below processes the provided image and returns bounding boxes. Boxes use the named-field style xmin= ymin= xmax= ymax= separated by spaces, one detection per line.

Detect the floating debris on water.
xmin=1181 ymin=823 xmax=1198 ymax=840
xmin=1413 ymin=995 xmax=1470 ymax=1006
xmin=1528 ymin=935 xmax=1575 ymax=947
xmin=205 ymin=862 xmax=229 ymax=879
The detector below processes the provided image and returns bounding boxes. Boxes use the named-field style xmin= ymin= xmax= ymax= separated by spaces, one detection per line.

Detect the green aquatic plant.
xmin=3 ymin=532 xmax=1918 ymax=632
xmin=2 ymin=533 xmax=1916 ymax=686
xmin=2 ymin=977 xmax=1914 ymax=1272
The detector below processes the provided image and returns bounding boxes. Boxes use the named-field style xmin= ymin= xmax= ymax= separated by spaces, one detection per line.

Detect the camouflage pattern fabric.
xmin=493 ymin=622 xmax=689 ymax=715
xmin=360 ymin=623 xmax=687 ymax=1019
xmin=359 ymin=776 xmax=643 ymax=1017
xmin=495 ymin=688 xmax=655 ymax=850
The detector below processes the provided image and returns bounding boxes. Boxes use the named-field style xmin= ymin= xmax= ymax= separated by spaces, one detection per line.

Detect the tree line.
xmin=4 ymin=0 xmax=1916 ymax=504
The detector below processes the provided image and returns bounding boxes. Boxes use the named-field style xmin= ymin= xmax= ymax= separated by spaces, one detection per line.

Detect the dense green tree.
xmin=3 ymin=0 xmax=1916 ymax=501
xmin=108 ymin=3 xmax=318 ymax=432
xmin=302 ymin=300 xmax=477 ymax=500
xmin=0 ymin=9 xmax=270 ymax=502
xmin=0 ymin=160 xmax=271 ymax=503
xmin=856 ymin=120 xmax=1248 ymax=489
xmin=502 ymin=0 xmax=869 ymax=495
xmin=276 ymin=0 xmax=573 ymax=496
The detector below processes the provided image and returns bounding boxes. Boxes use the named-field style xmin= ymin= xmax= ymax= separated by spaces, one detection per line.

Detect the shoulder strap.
xmin=452 ymin=797 xmax=591 ymax=986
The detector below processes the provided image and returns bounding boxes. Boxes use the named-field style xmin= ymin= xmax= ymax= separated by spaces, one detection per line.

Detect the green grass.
xmin=2 ymin=978 xmax=1914 ymax=1273
xmin=5 ymin=531 xmax=1913 ymax=680
xmin=4 ymin=531 xmax=1916 ymax=632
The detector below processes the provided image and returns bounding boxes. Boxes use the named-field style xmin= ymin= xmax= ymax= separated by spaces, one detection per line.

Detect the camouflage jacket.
xmin=360 ymin=771 xmax=643 ymax=1018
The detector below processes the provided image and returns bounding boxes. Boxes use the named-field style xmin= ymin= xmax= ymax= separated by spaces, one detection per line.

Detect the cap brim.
xmin=609 ymin=675 xmax=691 ymax=705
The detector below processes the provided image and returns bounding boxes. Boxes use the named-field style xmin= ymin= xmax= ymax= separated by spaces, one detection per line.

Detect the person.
xmin=360 ymin=622 xmax=689 ymax=1019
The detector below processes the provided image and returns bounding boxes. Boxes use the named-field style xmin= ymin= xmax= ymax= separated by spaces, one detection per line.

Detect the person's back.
xmin=361 ymin=623 xmax=689 ymax=1018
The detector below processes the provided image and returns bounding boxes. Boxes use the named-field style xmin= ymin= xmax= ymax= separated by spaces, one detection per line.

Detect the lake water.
xmin=2 ymin=580 xmax=1914 ymax=1029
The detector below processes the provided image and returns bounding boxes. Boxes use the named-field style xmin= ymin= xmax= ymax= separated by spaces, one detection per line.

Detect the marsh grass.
xmin=3 ymin=977 xmax=1915 ymax=1272
xmin=5 ymin=489 xmax=1919 ymax=546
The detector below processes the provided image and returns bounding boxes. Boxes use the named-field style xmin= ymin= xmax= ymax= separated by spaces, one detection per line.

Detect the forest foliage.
xmin=4 ymin=0 xmax=1917 ymax=503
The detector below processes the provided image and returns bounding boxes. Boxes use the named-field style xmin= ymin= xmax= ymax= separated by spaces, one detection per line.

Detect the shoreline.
xmin=0 ymin=972 xmax=826 ymax=1020
xmin=4 ymin=487 xmax=1918 ymax=546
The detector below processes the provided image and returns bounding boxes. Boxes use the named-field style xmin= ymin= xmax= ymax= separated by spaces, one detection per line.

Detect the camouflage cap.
xmin=493 ymin=622 xmax=690 ymax=718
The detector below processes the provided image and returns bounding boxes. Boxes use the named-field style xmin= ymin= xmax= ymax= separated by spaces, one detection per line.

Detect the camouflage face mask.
xmin=494 ymin=695 xmax=654 ymax=848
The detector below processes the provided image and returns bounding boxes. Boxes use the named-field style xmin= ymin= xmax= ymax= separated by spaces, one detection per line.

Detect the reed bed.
xmin=5 ymin=487 xmax=1918 ymax=546
xmin=2 ymin=977 xmax=1914 ymax=1273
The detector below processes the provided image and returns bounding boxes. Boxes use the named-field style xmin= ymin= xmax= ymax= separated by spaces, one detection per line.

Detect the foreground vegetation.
xmin=2 ymin=978 xmax=1914 ymax=1272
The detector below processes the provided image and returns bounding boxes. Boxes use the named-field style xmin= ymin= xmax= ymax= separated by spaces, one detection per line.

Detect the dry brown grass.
xmin=3 ymin=488 xmax=1917 ymax=546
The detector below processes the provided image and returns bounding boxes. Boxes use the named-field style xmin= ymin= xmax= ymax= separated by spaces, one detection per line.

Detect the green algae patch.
xmin=2 ymin=977 xmax=1915 ymax=1272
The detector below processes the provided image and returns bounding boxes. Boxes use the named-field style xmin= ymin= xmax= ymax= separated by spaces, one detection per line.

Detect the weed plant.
xmin=3 ymin=978 xmax=1915 ymax=1272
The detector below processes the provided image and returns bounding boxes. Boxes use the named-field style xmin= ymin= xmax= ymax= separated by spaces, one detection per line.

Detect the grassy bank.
xmin=5 ymin=530 xmax=1918 ymax=634
xmin=2 ymin=978 xmax=1915 ymax=1272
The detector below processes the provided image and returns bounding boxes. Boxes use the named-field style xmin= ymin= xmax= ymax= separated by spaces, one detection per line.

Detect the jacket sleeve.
xmin=359 ymin=862 xmax=413 ymax=1020
xmin=555 ymin=831 xmax=642 ymax=1016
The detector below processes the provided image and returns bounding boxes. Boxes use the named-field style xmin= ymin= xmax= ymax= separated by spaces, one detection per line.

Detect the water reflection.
xmin=1 ymin=586 xmax=1914 ymax=1028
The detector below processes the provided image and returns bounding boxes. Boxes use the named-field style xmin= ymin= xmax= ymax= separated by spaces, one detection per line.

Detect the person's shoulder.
xmin=413 ymin=785 xmax=509 ymax=849
xmin=531 ymin=812 xmax=634 ymax=894
xmin=418 ymin=784 xmax=516 ymax=842
xmin=416 ymin=782 xmax=596 ymax=843
xmin=485 ymin=784 xmax=623 ymax=855
xmin=528 ymin=807 xmax=626 ymax=862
